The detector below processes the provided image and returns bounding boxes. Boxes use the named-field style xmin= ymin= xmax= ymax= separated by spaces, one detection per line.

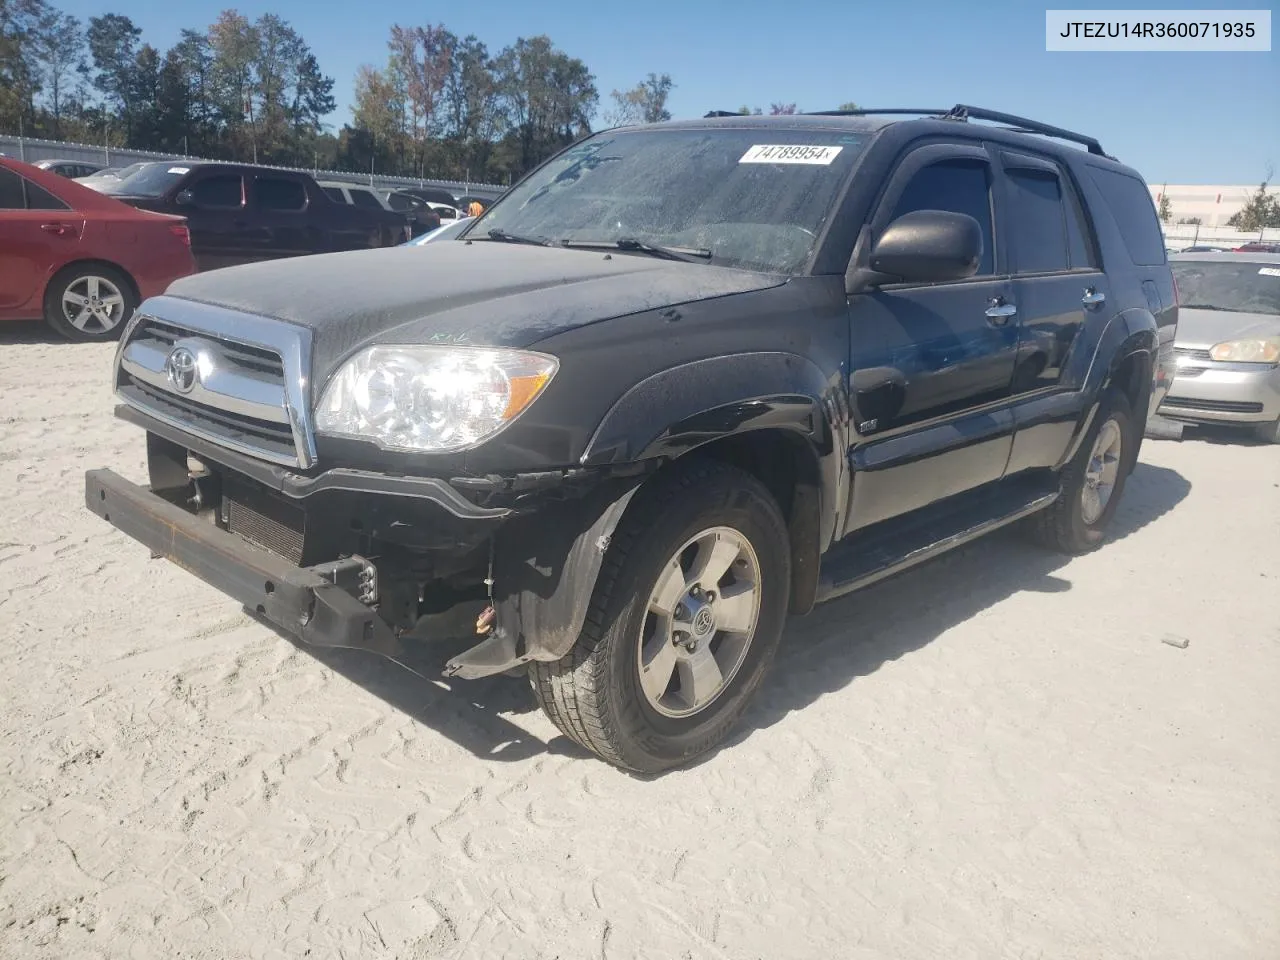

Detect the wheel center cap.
xmin=692 ymin=606 xmax=715 ymax=637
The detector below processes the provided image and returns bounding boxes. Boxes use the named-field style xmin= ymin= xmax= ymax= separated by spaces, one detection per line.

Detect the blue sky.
xmin=56 ymin=0 xmax=1278 ymax=184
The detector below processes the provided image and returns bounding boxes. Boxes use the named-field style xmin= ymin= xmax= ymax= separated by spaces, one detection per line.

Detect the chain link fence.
xmin=0 ymin=133 xmax=505 ymax=198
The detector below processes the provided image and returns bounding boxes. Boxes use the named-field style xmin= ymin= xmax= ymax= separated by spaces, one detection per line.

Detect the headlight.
xmin=315 ymin=345 xmax=558 ymax=452
xmin=1209 ymin=338 xmax=1280 ymax=363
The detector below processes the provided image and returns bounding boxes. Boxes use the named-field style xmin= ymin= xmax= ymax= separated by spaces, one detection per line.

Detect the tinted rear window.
xmin=351 ymin=190 xmax=383 ymax=210
xmin=253 ymin=177 xmax=307 ymax=211
xmin=1087 ymin=166 xmax=1166 ymax=266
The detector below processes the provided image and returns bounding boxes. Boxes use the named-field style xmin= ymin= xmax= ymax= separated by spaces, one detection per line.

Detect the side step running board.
xmin=815 ymin=474 xmax=1060 ymax=603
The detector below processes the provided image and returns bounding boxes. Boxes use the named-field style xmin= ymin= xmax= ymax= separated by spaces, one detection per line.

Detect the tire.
xmin=1253 ymin=417 xmax=1280 ymax=444
xmin=530 ymin=459 xmax=791 ymax=773
xmin=43 ymin=263 xmax=137 ymax=342
xmin=1029 ymin=388 xmax=1136 ymax=554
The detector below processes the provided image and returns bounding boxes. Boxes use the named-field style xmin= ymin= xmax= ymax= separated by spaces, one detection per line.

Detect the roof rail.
xmin=703 ymin=110 xmax=742 ymax=118
xmin=803 ymin=104 xmax=1111 ymax=158
xmin=942 ymin=104 xmax=1108 ymax=156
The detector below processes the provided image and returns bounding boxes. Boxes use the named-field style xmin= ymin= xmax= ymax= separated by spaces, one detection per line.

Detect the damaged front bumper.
xmin=84 ymin=443 xmax=644 ymax=680
xmin=85 ymin=468 xmax=409 ymax=660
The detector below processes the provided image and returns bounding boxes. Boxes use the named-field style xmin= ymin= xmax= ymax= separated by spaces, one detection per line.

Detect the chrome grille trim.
xmin=1174 ymin=347 xmax=1214 ymax=363
xmin=114 ymin=295 xmax=317 ymax=468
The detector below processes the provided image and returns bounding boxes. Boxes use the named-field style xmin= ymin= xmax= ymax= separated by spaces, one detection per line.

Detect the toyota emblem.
xmin=164 ymin=346 xmax=198 ymax=394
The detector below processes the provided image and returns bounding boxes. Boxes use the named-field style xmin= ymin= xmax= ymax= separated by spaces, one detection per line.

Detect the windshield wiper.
xmin=1178 ymin=303 xmax=1225 ymax=311
xmin=561 ymin=237 xmax=712 ymax=263
xmin=484 ymin=228 xmax=552 ymax=246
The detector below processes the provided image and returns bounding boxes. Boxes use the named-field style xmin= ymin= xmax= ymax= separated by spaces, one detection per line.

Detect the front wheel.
xmin=530 ymin=460 xmax=791 ymax=773
xmin=1029 ymin=388 xmax=1136 ymax=554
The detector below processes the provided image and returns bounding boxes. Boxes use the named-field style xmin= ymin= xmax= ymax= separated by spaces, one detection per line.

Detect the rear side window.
xmin=0 ymin=169 xmax=24 ymax=208
xmin=0 ymin=169 xmax=69 ymax=210
xmin=322 ymin=187 xmax=345 ymax=203
xmin=350 ymin=190 xmax=382 ymax=210
xmin=26 ymin=179 xmax=68 ymax=210
xmin=190 ymin=175 xmax=243 ymax=208
xmin=1087 ymin=167 xmax=1166 ymax=265
xmin=1006 ymin=168 xmax=1069 ymax=273
xmin=253 ymin=177 xmax=307 ymax=212
xmin=887 ymin=158 xmax=995 ymax=276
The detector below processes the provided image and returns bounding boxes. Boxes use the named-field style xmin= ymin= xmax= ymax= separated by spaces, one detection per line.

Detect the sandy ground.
xmin=0 ymin=322 xmax=1277 ymax=960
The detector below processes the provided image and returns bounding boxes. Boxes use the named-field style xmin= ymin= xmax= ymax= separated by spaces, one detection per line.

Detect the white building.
xmin=1148 ymin=183 xmax=1280 ymax=228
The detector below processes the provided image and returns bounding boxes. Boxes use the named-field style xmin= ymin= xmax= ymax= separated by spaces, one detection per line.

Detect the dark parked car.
xmin=98 ymin=162 xmax=411 ymax=270
xmin=382 ymin=190 xmax=443 ymax=236
xmin=33 ymin=158 xmax=106 ymax=180
xmin=85 ymin=105 xmax=1176 ymax=772
xmin=395 ymin=185 xmax=460 ymax=208
xmin=0 ymin=157 xmax=195 ymax=341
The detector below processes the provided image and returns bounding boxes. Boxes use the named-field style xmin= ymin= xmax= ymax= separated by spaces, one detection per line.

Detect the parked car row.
xmin=0 ymin=157 xmax=195 ymax=341
xmin=0 ymin=156 xmax=435 ymax=340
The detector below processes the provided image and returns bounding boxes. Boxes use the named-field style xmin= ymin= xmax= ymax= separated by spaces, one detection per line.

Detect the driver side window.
xmin=886 ymin=158 xmax=995 ymax=276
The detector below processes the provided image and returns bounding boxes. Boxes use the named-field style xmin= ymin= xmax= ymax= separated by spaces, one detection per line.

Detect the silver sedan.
xmin=1160 ymin=252 xmax=1280 ymax=443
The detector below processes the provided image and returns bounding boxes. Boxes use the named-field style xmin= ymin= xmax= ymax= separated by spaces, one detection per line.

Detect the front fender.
xmin=580 ymin=351 xmax=848 ymax=549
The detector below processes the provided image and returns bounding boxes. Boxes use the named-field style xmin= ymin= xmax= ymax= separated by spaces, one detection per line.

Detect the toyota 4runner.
xmin=84 ymin=105 xmax=1177 ymax=772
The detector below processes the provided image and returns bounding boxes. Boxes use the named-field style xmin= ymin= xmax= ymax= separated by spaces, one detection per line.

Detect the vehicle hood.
xmin=1173 ymin=308 xmax=1280 ymax=347
xmin=160 ymin=242 xmax=786 ymax=379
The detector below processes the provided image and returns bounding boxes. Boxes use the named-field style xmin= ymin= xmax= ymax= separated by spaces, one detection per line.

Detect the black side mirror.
xmin=175 ymin=189 xmax=195 ymax=207
xmin=867 ymin=210 xmax=983 ymax=286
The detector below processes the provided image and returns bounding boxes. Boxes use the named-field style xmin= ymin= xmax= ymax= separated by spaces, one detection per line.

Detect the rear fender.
xmin=1058 ymin=308 xmax=1157 ymax=469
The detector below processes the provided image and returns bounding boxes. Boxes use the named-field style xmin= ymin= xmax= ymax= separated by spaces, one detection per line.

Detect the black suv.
xmin=85 ymin=106 xmax=1177 ymax=772
xmin=100 ymin=161 xmax=411 ymax=270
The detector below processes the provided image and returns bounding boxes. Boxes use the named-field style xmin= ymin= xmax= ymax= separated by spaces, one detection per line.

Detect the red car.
xmin=0 ymin=157 xmax=196 ymax=342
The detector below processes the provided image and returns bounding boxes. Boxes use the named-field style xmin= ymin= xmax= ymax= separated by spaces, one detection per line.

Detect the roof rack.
xmin=803 ymin=104 xmax=1110 ymax=157
xmin=703 ymin=110 xmax=743 ymax=118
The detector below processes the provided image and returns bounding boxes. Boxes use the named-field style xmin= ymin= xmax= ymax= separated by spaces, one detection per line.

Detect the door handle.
xmin=1082 ymin=287 xmax=1106 ymax=308
xmin=40 ymin=223 xmax=70 ymax=235
xmin=985 ymin=298 xmax=1017 ymax=325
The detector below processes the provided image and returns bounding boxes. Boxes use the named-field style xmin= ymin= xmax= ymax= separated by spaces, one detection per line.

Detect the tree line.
xmin=0 ymin=1 xmax=689 ymax=183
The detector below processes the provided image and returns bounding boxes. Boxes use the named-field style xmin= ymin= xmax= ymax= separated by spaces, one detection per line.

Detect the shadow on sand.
xmin=0 ymin=320 xmax=70 ymax=345
xmin=278 ymin=462 xmax=1192 ymax=770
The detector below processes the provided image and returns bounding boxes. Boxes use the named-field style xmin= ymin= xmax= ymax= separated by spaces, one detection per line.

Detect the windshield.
xmin=1172 ymin=261 xmax=1280 ymax=316
xmin=472 ymin=127 xmax=869 ymax=274
xmin=100 ymin=162 xmax=191 ymax=197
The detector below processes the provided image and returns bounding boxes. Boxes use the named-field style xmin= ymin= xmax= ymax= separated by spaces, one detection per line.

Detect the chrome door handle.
xmin=985 ymin=300 xmax=1017 ymax=325
xmin=1082 ymin=287 xmax=1107 ymax=308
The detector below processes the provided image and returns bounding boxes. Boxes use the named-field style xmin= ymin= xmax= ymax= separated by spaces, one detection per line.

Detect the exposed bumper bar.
xmin=84 ymin=468 xmax=407 ymax=661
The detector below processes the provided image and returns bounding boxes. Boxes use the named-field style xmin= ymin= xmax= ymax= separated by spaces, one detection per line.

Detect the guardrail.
xmin=0 ymin=133 xmax=505 ymax=197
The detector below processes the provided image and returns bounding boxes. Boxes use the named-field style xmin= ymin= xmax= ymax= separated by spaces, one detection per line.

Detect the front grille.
xmin=1162 ymin=397 xmax=1264 ymax=414
xmin=1175 ymin=347 xmax=1214 ymax=363
xmin=114 ymin=302 xmax=314 ymax=468
xmin=222 ymin=477 xmax=306 ymax=564
xmin=120 ymin=377 xmax=297 ymax=462
xmin=138 ymin=317 xmax=286 ymax=379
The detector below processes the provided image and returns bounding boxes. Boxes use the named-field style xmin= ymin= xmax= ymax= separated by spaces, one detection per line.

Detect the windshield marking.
xmin=739 ymin=144 xmax=843 ymax=165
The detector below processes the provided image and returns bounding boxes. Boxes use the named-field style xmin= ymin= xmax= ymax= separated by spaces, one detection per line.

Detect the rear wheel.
xmin=530 ymin=460 xmax=791 ymax=773
xmin=1253 ymin=417 xmax=1280 ymax=444
xmin=1029 ymin=388 xmax=1135 ymax=554
xmin=44 ymin=264 xmax=136 ymax=342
